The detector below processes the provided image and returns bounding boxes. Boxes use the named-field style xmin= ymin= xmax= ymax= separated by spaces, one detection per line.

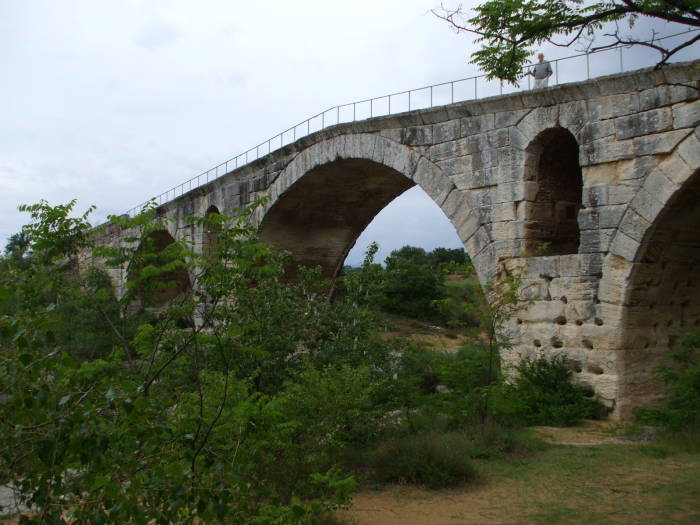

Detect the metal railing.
xmin=123 ymin=28 xmax=699 ymax=217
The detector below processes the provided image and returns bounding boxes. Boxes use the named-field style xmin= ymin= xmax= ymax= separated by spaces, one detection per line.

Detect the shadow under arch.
xmin=128 ymin=229 xmax=192 ymax=307
xmin=524 ymin=127 xmax=582 ymax=255
xmin=617 ymin=167 xmax=700 ymax=418
xmin=259 ymin=158 xmax=415 ymax=279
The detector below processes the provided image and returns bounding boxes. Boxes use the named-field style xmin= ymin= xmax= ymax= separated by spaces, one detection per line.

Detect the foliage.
xmin=0 ymin=200 xmax=382 ymax=523
xmin=636 ymin=329 xmax=700 ymax=431
xmin=433 ymin=1 xmax=700 ymax=83
xmin=494 ymin=354 xmax=609 ymax=426
xmin=363 ymin=432 xmax=479 ymax=489
xmin=380 ymin=248 xmax=446 ymax=320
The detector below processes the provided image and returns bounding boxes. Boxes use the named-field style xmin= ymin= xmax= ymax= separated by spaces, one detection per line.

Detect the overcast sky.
xmin=2 ymin=1 xmax=696 ymax=266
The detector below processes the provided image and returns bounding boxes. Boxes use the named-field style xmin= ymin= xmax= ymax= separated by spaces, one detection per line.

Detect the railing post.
xmin=619 ymin=46 xmax=623 ymax=72
xmin=451 ymin=82 xmax=454 ymax=103
xmin=474 ymin=77 xmax=477 ymax=99
xmin=322 ymin=111 xmax=325 ymax=129
xmin=388 ymin=94 xmax=391 ymax=114
xmin=586 ymin=52 xmax=590 ymax=79
xmin=337 ymin=106 xmax=340 ymax=124
xmin=500 ymin=80 xmax=503 ymax=95
xmin=408 ymin=91 xmax=411 ymax=111
xmin=307 ymin=119 xmax=310 ymax=135
xmin=353 ymin=103 xmax=356 ymax=121
xmin=370 ymin=98 xmax=373 ymax=117
xmin=430 ymin=86 xmax=433 ymax=107
xmin=555 ymin=60 xmax=559 ymax=85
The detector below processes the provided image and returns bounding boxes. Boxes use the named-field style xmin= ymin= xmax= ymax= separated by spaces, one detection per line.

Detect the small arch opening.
xmin=203 ymin=205 xmax=221 ymax=260
xmin=524 ymin=127 xmax=582 ymax=255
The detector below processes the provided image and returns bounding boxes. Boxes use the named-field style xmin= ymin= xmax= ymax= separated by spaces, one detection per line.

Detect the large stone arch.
xmin=602 ymin=129 xmax=700 ymax=418
xmin=256 ymin=133 xmax=485 ymax=280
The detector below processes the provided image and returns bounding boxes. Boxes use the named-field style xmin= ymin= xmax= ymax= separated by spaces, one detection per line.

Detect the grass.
xmin=481 ymin=440 xmax=700 ymax=524
xmin=339 ymin=435 xmax=700 ymax=524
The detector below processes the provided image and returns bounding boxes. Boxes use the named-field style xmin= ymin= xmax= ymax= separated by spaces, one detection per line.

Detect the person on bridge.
xmin=531 ymin=53 xmax=553 ymax=89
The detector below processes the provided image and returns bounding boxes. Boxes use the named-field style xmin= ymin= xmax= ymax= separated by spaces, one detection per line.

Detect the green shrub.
xmin=494 ymin=354 xmax=609 ymax=426
xmin=365 ymin=432 xmax=478 ymax=489
xmin=636 ymin=330 xmax=700 ymax=431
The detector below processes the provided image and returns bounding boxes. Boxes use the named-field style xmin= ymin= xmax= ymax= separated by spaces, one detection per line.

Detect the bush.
xmin=636 ymin=329 xmax=700 ymax=431
xmin=365 ymin=432 xmax=478 ymax=489
xmin=494 ymin=355 xmax=609 ymax=426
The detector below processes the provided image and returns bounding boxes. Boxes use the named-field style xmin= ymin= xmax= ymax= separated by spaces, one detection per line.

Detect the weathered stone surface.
xmin=672 ymin=99 xmax=700 ymax=129
xmin=614 ymin=108 xmax=673 ymax=140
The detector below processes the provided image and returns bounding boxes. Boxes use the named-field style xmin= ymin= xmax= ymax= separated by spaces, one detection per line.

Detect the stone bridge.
xmin=95 ymin=60 xmax=700 ymax=419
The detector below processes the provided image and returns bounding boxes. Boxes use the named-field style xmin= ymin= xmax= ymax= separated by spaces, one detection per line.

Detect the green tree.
xmin=433 ymin=1 xmax=700 ymax=83
xmin=0 ymin=200 xmax=373 ymax=523
xmin=381 ymin=252 xmax=445 ymax=319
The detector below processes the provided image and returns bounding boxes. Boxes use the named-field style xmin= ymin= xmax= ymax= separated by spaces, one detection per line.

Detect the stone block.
xmin=495 ymin=109 xmax=530 ymax=128
xmin=614 ymin=107 xmax=672 ymax=140
xmin=492 ymin=202 xmax=517 ymax=222
xmin=618 ymin=208 xmax=651 ymax=243
xmin=610 ymin=231 xmax=640 ymax=261
xmin=427 ymin=138 xmax=469 ymax=162
xmin=656 ymin=149 xmax=693 ymax=187
xmin=606 ymin=182 xmax=640 ymax=205
xmin=519 ymin=300 xmax=566 ymax=323
xmin=578 ymin=204 xmax=625 ymax=230
xmin=433 ymin=120 xmax=461 ymax=143
xmin=673 ymin=99 xmax=700 ymax=129
xmin=629 ymin=187 xmax=664 ymax=223
xmin=559 ymin=100 xmax=589 ymax=134
xmin=460 ymin=114 xmax=495 ymax=137
xmin=471 ymin=148 xmax=495 ymax=171
xmin=677 ymin=130 xmax=700 ymax=168
xmin=516 ymin=105 xmax=560 ymax=140
xmin=509 ymin=126 xmax=530 ymax=150
xmin=419 ymin=107 xmax=450 ymax=125
xmin=579 ymin=228 xmax=614 ymax=254
xmin=577 ymin=119 xmax=615 ymax=144
xmin=633 ymin=129 xmax=692 ymax=156
xmin=464 ymin=225 xmax=492 ymax=256
xmin=437 ymin=156 xmax=468 ymax=177
xmin=413 ymin=158 xmax=454 ymax=207
xmin=456 ymin=209 xmax=479 ymax=242
xmin=495 ymin=181 xmax=538 ymax=203
xmin=440 ymin=189 xmax=467 ymax=220
xmin=400 ymin=125 xmax=433 ymax=145
xmin=379 ymin=128 xmax=403 ymax=142
xmin=589 ymin=93 xmax=640 ymax=121
xmin=637 ymin=83 xmax=698 ymax=112
xmin=582 ymin=184 xmax=608 ymax=207
xmin=488 ymin=128 xmax=511 ymax=148
xmin=580 ymin=136 xmax=635 ymax=166
xmin=451 ymin=166 xmax=496 ymax=190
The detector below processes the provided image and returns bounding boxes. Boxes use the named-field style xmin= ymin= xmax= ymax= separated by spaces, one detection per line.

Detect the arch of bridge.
xmin=255 ymin=133 xmax=489 ymax=280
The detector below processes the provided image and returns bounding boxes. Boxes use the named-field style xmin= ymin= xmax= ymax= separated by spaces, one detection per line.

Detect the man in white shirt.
xmin=531 ymin=53 xmax=553 ymax=88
